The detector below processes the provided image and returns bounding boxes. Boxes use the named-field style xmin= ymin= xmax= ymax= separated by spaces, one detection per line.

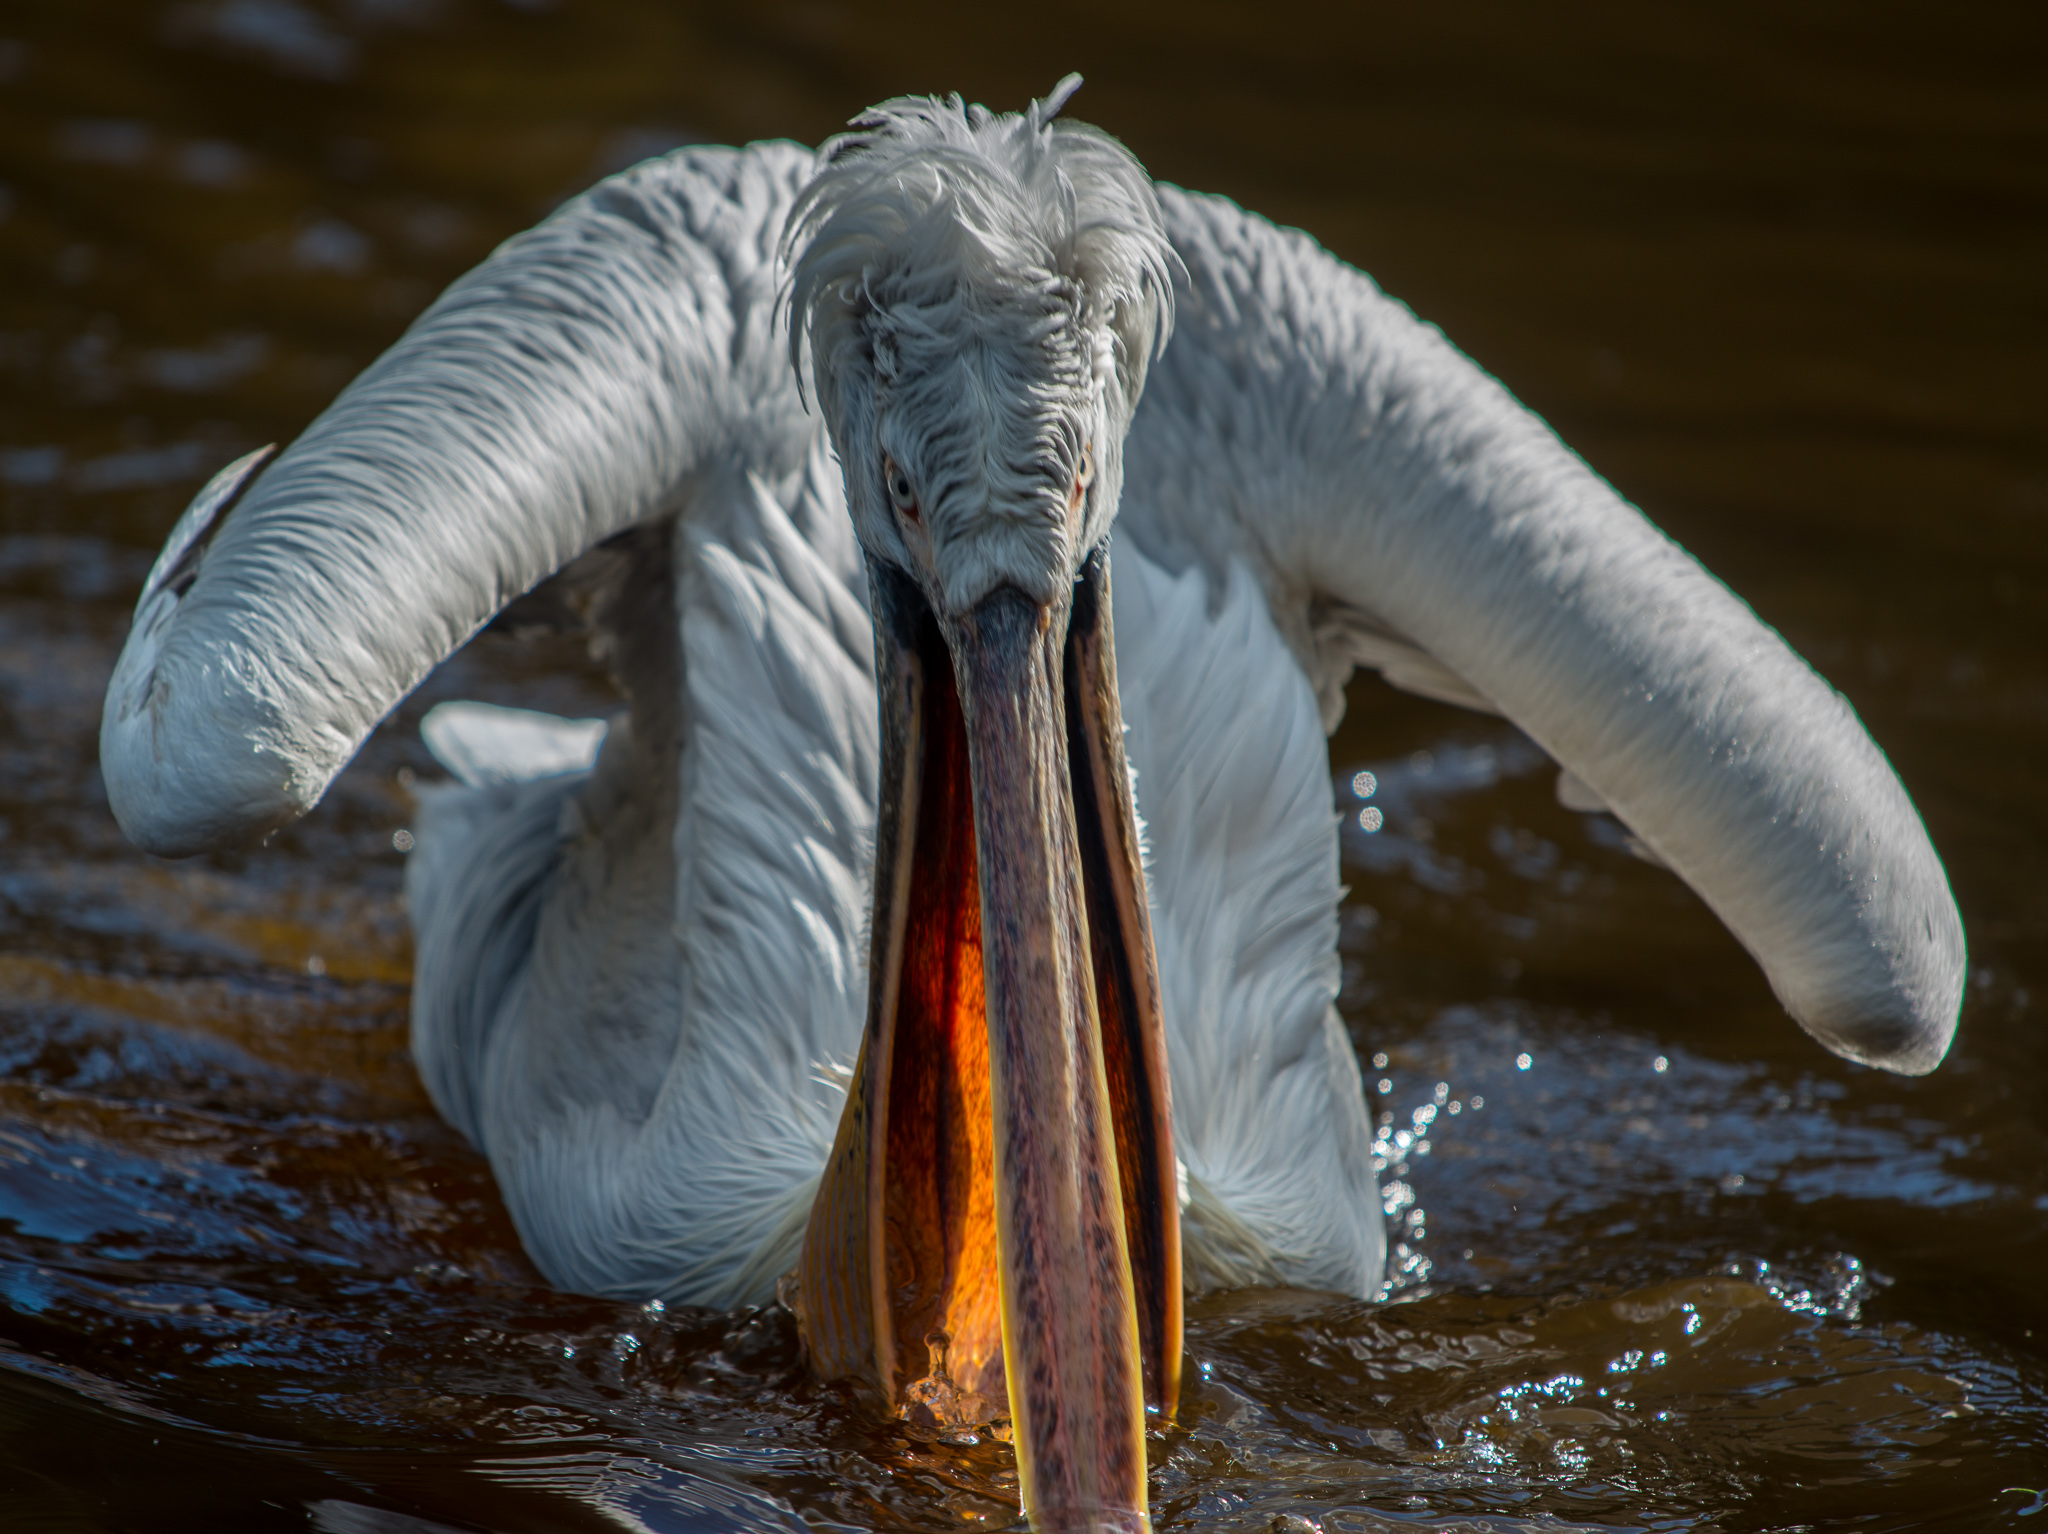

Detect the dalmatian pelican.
xmin=98 ymin=79 xmax=1963 ymax=1532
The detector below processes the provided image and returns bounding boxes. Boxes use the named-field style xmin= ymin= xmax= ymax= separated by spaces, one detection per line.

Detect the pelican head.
xmin=788 ymin=75 xmax=1174 ymax=616
xmin=784 ymin=80 xmax=1180 ymax=1530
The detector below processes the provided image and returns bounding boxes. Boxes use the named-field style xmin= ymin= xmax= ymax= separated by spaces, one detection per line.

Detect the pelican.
xmin=99 ymin=81 xmax=1963 ymax=1532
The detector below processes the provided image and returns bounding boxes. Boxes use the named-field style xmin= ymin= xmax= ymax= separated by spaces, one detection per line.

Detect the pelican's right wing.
xmin=1122 ymin=185 xmax=1964 ymax=1075
xmin=102 ymin=141 xmax=817 ymax=856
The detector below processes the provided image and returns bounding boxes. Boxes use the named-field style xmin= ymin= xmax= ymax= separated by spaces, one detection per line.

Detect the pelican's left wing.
xmin=102 ymin=141 xmax=816 ymax=855
xmin=1121 ymin=185 xmax=1965 ymax=1076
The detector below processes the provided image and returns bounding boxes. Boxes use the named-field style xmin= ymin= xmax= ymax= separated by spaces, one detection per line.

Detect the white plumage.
xmin=100 ymin=86 xmax=1963 ymax=1322
xmin=408 ymin=457 xmax=1377 ymax=1306
xmin=1116 ymin=554 xmax=1378 ymax=1297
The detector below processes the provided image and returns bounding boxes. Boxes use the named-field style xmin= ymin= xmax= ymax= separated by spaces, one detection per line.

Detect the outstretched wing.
xmin=101 ymin=141 xmax=817 ymax=856
xmin=1121 ymin=185 xmax=1965 ymax=1075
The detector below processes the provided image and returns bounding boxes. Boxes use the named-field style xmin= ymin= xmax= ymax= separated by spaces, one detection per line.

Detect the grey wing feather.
xmin=101 ymin=142 xmax=817 ymax=856
xmin=1124 ymin=184 xmax=1964 ymax=1074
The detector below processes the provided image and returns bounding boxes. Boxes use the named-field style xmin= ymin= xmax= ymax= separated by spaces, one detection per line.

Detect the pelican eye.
xmin=1067 ymin=445 xmax=1095 ymax=520
xmin=884 ymin=457 xmax=919 ymax=522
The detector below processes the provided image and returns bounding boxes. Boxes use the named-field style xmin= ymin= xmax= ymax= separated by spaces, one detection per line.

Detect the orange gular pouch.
xmin=794 ymin=551 xmax=1181 ymax=1447
xmin=885 ymin=615 xmax=1002 ymax=1426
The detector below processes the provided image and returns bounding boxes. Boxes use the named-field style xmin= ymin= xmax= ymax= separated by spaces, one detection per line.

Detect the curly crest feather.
xmin=782 ymin=75 xmax=1175 ymax=407
xmin=778 ymin=77 xmax=1178 ymax=613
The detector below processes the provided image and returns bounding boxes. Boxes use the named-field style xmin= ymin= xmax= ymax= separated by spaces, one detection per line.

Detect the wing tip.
xmin=101 ymin=695 xmax=313 ymax=858
xmin=100 ymin=618 xmax=322 ymax=860
xmin=102 ymin=444 xmax=318 ymax=858
xmin=1805 ymin=1007 xmax=1958 ymax=1078
xmin=1784 ymin=900 xmax=1967 ymax=1078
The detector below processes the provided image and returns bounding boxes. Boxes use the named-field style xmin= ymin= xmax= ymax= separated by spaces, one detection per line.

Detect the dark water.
xmin=2 ymin=1 xmax=2045 ymax=1529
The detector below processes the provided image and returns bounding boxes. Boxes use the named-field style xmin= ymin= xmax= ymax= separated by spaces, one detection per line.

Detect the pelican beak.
xmin=796 ymin=546 xmax=1181 ymax=1532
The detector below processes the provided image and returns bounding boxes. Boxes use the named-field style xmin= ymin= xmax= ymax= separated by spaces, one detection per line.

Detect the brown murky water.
xmin=2 ymin=2 xmax=2045 ymax=1529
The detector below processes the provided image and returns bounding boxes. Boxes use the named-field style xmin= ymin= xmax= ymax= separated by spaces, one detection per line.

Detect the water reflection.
xmin=1172 ymin=1272 xmax=1999 ymax=1529
xmin=2 ymin=0 xmax=2046 ymax=1527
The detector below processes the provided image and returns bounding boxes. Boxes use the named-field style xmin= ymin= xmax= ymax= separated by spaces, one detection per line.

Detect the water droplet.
xmin=1358 ymin=805 xmax=1384 ymax=833
xmin=1515 ymin=1052 xmax=1532 ymax=1071
xmin=1371 ymin=1053 xmax=1388 ymax=1069
xmin=1351 ymin=769 xmax=1377 ymax=799
xmin=392 ymin=828 xmax=415 ymax=852
xmin=305 ymin=954 xmax=325 ymax=976
xmin=1652 ymin=1055 xmax=1669 ymax=1073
